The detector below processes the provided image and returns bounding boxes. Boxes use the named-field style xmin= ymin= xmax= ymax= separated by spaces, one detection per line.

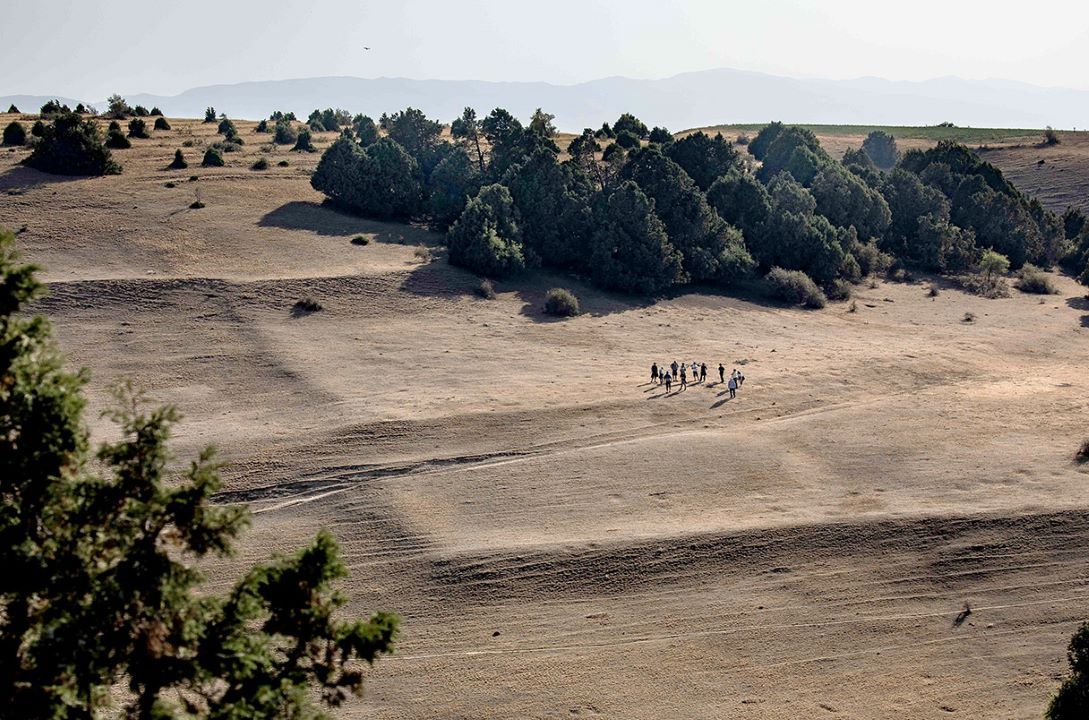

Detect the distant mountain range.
xmin=4 ymin=69 xmax=1086 ymax=131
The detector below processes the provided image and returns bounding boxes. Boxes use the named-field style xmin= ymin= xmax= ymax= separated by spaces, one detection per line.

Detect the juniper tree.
xmin=0 ymin=229 xmax=397 ymax=719
xmin=446 ymin=184 xmax=527 ymax=278
xmin=589 ymin=180 xmax=684 ymax=294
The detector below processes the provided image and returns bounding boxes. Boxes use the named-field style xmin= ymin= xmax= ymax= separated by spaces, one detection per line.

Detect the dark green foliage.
xmin=765 ymin=267 xmax=827 ymax=308
xmin=543 ymin=288 xmax=580 ymax=316
xmin=0 ymin=230 xmax=396 ymax=719
xmin=40 ymin=99 xmax=70 ymax=116
xmin=1047 ymin=623 xmax=1089 ymax=719
xmin=913 ymin=214 xmax=979 ymax=273
xmin=273 ymin=119 xmax=298 ymax=145
xmin=615 ymin=130 xmax=641 ymax=149
xmin=707 ymin=169 xmax=771 ymax=239
xmin=589 ymin=181 xmax=684 ymax=294
xmin=529 ymin=108 xmax=557 ymax=137
xmin=451 ymin=107 xmax=486 ymax=172
xmin=203 ymin=106 xmax=216 ymax=123
xmin=502 ymin=148 xmax=594 ymax=270
xmin=809 ymin=165 xmax=891 ymax=239
xmin=1062 ymin=208 xmax=1085 ymax=239
xmin=217 ymin=117 xmax=235 ymax=135
xmin=310 ymin=136 xmax=422 ymax=219
xmin=861 ymin=130 xmax=898 ymax=168
xmin=380 ymin=107 xmax=442 ymax=163
xmin=293 ymin=128 xmax=315 ymax=152
xmin=842 ymin=147 xmax=882 ymax=187
xmin=149 ymin=106 xmax=162 ymax=116
xmin=105 ymin=127 xmax=131 ymax=149
xmin=665 ymin=131 xmax=742 ymax=191
xmin=1015 ymin=264 xmax=1058 ymax=294
xmin=351 ymin=235 xmax=369 ymax=245
xmin=24 ymin=113 xmax=120 ymax=175
xmin=2 ymin=121 xmax=26 ymax=146
xmin=153 ymin=117 xmax=170 ymax=131
xmin=132 ymin=105 xmax=149 ymax=117
xmin=353 ymin=114 xmax=379 ymax=146
xmin=613 ymin=113 xmax=648 ymax=140
xmin=73 ymin=103 xmax=87 ymax=114
xmin=748 ymin=121 xmax=785 ymax=160
xmin=6 ymin=104 xmax=18 ymax=114
xmin=294 ymin=296 xmax=322 ymax=312
xmin=481 ymin=108 xmax=530 ymax=177
xmin=277 ymin=159 xmax=289 ymax=167
xmin=950 ymin=175 xmax=1038 ymax=268
xmin=30 ymin=120 xmax=45 ymax=138
xmin=880 ymin=168 xmax=951 ymax=260
xmin=595 ymin=122 xmax=615 ymax=139
xmin=201 ymin=147 xmax=224 ymax=167
xmin=270 ymin=110 xmax=296 ymax=122
xmin=901 ymin=140 xmax=1016 ymax=197
xmin=446 ymin=184 xmax=527 ymax=278
xmin=756 ymin=126 xmax=829 ymax=184
xmin=754 ymin=173 xmax=849 ymax=286
xmin=127 ymin=118 xmax=149 ymax=138
xmin=426 ymin=145 xmax=481 ymax=230
xmin=252 ymin=157 xmax=269 ymax=170
xmin=1078 ymin=440 xmax=1089 ymax=464
xmin=255 ymin=119 xmax=268 ymax=133
xmin=105 ymin=94 xmax=130 ymax=119
xmin=648 ymin=126 xmax=673 ymax=145
xmin=168 ymin=149 xmax=187 ymax=169
xmin=621 ymin=145 xmax=752 ymax=285
xmin=849 ymin=235 xmax=894 ymax=277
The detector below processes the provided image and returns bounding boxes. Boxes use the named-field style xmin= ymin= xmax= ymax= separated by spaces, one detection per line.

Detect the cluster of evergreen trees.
xmin=310 ymin=108 xmax=1086 ymax=298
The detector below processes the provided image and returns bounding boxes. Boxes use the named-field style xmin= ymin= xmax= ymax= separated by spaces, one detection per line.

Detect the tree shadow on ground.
xmin=0 ymin=164 xmax=86 ymax=194
xmin=258 ymin=200 xmax=439 ymax=245
xmin=1066 ymin=295 xmax=1089 ymax=312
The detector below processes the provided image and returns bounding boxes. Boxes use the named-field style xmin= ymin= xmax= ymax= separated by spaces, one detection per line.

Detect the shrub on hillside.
xmin=255 ymin=119 xmax=269 ymax=133
xmin=31 ymin=120 xmax=46 ymax=138
xmin=765 ymin=267 xmax=827 ymax=309
xmin=6 ymin=104 xmax=19 ymax=114
xmin=132 ymin=105 xmax=149 ymax=117
xmin=3 ymin=121 xmax=26 ymax=146
xmin=127 ymin=118 xmax=149 ymax=138
xmin=293 ymin=129 xmax=314 ymax=152
xmin=1044 ymin=127 xmax=1061 ymax=146
xmin=203 ymin=106 xmax=216 ymax=123
xmin=149 ymin=106 xmax=163 ymax=116
xmin=105 ymin=94 xmax=130 ymax=119
xmin=293 ymin=297 xmax=323 ymax=313
xmin=169 ymin=149 xmax=188 ymax=169
xmin=861 ymin=130 xmax=899 ymax=168
xmin=251 ymin=157 xmax=269 ymax=170
xmin=153 ymin=117 xmax=170 ymax=131
xmin=273 ymin=120 xmax=298 ymax=145
xmin=957 ymin=272 xmax=1010 ymax=299
xmin=1015 ymin=264 xmax=1058 ymax=294
xmin=543 ymin=288 xmax=580 ymax=317
xmin=277 ymin=159 xmax=289 ymax=167
xmin=217 ymin=118 xmax=236 ymax=135
xmin=311 ymin=136 xmax=422 ymax=218
xmin=23 ymin=112 xmax=120 ymax=175
xmin=615 ymin=130 xmax=641 ymax=149
xmin=476 ymin=278 xmax=496 ymax=299
xmin=201 ymin=147 xmax=224 ymax=167
xmin=1077 ymin=439 xmax=1089 ymax=464
xmin=40 ymin=99 xmax=70 ymax=116
xmin=105 ymin=126 xmax=131 ymax=149
xmin=826 ymin=278 xmax=853 ymax=301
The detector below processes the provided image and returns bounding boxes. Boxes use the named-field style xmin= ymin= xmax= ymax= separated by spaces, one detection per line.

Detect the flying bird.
xmin=363 ymin=46 xmax=371 ymax=51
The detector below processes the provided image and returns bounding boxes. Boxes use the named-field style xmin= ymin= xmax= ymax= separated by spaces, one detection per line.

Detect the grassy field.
xmin=685 ymin=123 xmax=1052 ymax=144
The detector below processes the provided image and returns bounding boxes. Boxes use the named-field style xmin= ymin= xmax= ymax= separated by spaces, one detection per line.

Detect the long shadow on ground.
xmin=258 ymin=200 xmax=437 ymax=244
xmin=0 ymin=164 xmax=86 ymax=193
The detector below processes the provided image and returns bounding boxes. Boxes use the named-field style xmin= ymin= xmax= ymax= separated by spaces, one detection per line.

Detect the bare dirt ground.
xmin=3 ymin=116 xmax=1089 ymax=719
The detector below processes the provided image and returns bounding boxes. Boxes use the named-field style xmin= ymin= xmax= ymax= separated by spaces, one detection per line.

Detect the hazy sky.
xmin=4 ymin=0 xmax=1088 ymax=99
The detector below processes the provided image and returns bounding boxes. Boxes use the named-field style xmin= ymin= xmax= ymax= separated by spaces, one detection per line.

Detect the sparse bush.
xmin=1016 ymin=264 xmax=1058 ymax=294
xmin=928 ymin=284 xmax=940 ymax=297
xmin=203 ymin=106 xmax=216 ymax=123
xmin=1077 ymin=439 xmax=1089 ymax=464
xmin=963 ymin=311 xmax=976 ymax=323
xmin=413 ymin=245 xmax=431 ymax=262
xmin=25 ymin=113 xmax=121 ymax=175
xmin=189 ymin=175 xmax=198 ymax=181
xmin=127 ymin=118 xmax=149 ymax=138
xmin=255 ymin=119 xmax=269 ymax=133
xmin=476 ymin=278 xmax=496 ymax=299
xmin=189 ymin=199 xmax=205 ymax=209
xmin=153 ymin=117 xmax=170 ymax=131
xmin=848 ymin=300 xmax=858 ymax=313
xmin=958 ymin=272 xmax=1010 ymax=298
xmin=978 ymin=249 xmax=1011 ymax=277
xmin=765 ymin=267 xmax=827 ymax=309
xmin=1044 ymin=127 xmax=1061 ymax=146
xmin=218 ymin=117 xmax=236 ymax=135
xmin=201 ymin=147 xmax=224 ymax=167
xmin=736 ymin=133 xmax=750 ymax=146
xmin=826 ymin=278 xmax=852 ymax=301
xmin=293 ymin=297 xmax=322 ymax=313
xmin=212 ymin=139 xmax=242 ymax=153
xmin=277 ymin=159 xmax=289 ymax=167
xmin=168 ymin=149 xmax=187 ymax=169
xmin=293 ymin=129 xmax=315 ymax=152
xmin=3 ymin=121 xmax=26 ymax=146
xmin=164 ymin=181 xmax=176 ymax=188
xmin=132 ymin=105 xmax=149 ymax=117
xmin=350 ymin=235 xmax=369 ymax=246
xmin=105 ymin=94 xmax=130 ymax=119
xmin=543 ymin=287 xmax=580 ymax=317
xmin=251 ymin=157 xmax=269 ymax=170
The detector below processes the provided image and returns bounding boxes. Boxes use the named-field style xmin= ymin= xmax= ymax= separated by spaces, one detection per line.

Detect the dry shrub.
xmin=293 ymin=297 xmax=322 ymax=313
xmin=957 ymin=273 xmax=1010 ymax=299
xmin=543 ymin=288 xmax=580 ymax=317
xmin=476 ymin=279 xmax=496 ymax=299
xmin=413 ymin=245 xmax=431 ymax=262
xmin=1016 ymin=265 xmax=1058 ymax=295
xmin=765 ymin=267 xmax=826 ymax=309
xmin=1077 ymin=439 xmax=1089 ymax=464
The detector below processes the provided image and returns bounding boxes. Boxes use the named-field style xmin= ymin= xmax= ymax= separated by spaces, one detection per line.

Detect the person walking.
xmin=718 ymin=363 xmax=725 ymax=384
xmin=727 ymin=375 xmax=737 ymax=399
xmin=700 ymin=363 xmax=707 ymax=383
xmin=664 ymin=372 xmax=672 ymax=393
xmin=651 ymin=362 xmax=659 ymax=383
xmin=680 ymin=365 xmax=687 ymax=390
xmin=738 ymin=369 xmax=745 ymax=387
xmin=671 ymin=360 xmax=679 ymax=379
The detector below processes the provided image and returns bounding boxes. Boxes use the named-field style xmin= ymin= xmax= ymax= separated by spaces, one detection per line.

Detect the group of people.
xmin=651 ymin=360 xmax=745 ymax=397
